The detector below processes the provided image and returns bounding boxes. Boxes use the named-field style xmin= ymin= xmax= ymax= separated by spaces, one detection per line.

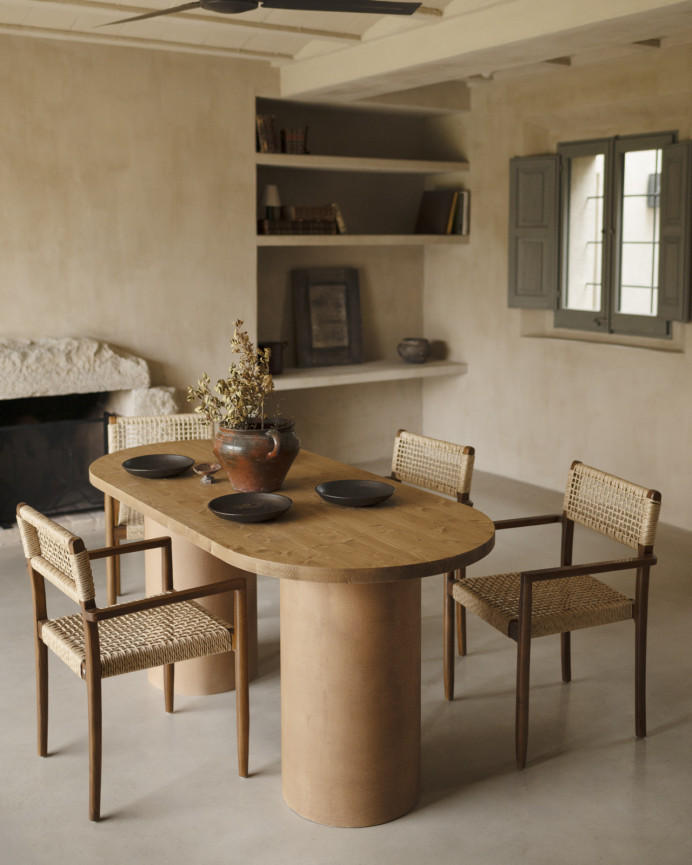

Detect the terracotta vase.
xmin=213 ymin=418 xmax=300 ymax=493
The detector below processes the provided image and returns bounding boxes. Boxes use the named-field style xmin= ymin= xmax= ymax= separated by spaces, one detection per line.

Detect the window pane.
xmin=564 ymin=154 xmax=604 ymax=311
xmin=618 ymin=148 xmax=661 ymax=316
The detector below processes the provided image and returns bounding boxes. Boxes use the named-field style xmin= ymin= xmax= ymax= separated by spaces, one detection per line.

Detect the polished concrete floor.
xmin=1 ymin=471 xmax=690 ymax=865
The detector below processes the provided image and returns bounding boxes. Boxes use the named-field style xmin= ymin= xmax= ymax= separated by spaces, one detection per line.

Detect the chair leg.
xmin=635 ymin=577 xmax=649 ymax=739
xmin=164 ymin=664 xmax=174 ymax=714
xmin=443 ymin=573 xmax=455 ymax=701
xmin=457 ymin=603 xmax=467 ymax=656
xmin=86 ymin=671 xmax=103 ymax=821
xmin=36 ymin=639 xmax=48 ymax=757
xmin=515 ymin=642 xmax=531 ymax=770
xmin=234 ymin=588 xmax=249 ymax=778
xmin=515 ymin=580 xmax=532 ymax=770
xmin=561 ymin=632 xmax=571 ymax=683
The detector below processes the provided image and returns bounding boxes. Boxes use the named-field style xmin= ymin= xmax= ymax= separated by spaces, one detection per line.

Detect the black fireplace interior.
xmin=0 ymin=393 xmax=109 ymax=527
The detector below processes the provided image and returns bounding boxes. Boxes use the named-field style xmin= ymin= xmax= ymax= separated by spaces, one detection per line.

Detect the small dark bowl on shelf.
xmin=397 ymin=337 xmax=432 ymax=364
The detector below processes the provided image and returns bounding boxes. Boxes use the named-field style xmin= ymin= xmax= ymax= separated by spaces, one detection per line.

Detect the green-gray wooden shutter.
xmin=658 ymin=141 xmax=692 ymax=322
xmin=508 ymin=155 xmax=560 ymax=309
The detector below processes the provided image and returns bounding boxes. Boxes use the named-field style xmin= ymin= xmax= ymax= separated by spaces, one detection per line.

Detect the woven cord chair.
xmin=16 ymin=502 xmax=249 ymax=822
xmin=390 ymin=429 xmax=476 ymax=688
xmin=444 ymin=460 xmax=661 ymax=769
xmin=105 ymin=413 xmax=214 ymax=604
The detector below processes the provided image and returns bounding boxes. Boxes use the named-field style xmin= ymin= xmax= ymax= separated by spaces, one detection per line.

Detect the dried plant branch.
xmin=186 ymin=320 xmax=274 ymax=429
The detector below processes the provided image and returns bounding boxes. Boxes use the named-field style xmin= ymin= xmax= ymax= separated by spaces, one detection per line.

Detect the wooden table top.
xmin=90 ymin=441 xmax=495 ymax=584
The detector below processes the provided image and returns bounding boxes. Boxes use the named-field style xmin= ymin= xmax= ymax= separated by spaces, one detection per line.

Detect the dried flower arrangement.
xmin=187 ymin=320 xmax=275 ymax=429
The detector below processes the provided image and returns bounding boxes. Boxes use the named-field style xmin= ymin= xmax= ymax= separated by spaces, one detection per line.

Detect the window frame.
xmin=555 ymin=132 xmax=676 ymax=338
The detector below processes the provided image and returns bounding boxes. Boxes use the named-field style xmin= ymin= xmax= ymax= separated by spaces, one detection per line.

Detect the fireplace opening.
xmin=0 ymin=393 xmax=109 ymax=528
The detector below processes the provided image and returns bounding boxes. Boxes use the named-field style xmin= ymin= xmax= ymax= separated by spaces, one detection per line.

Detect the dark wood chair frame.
xmin=24 ymin=522 xmax=249 ymax=821
xmin=443 ymin=486 xmax=660 ymax=769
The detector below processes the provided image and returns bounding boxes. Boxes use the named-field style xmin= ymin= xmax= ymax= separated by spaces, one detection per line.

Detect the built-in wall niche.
xmin=257 ymin=246 xmax=424 ymax=370
xmin=254 ymin=98 xmax=469 ymax=465
xmin=256 ymin=98 xmax=463 ymax=162
xmin=257 ymin=166 xmax=428 ymax=236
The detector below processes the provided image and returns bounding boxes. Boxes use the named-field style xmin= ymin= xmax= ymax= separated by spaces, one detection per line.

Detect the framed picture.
xmin=291 ymin=268 xmax=363 ymax=367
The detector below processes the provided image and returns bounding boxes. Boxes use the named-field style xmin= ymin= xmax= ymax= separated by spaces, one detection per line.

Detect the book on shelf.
xmin=451 ymin=189 xmax=470 ymax=236
xmin=281 ymin=204 xmax=336 ymax=221
xmin=414 ymin=188 xmax=470 ymax=235
xmin=280 ymin=126 xmax=308 ymax=154
xmin=256 ymin=116 xmax=309 ymax=155
xmin=331 ymin=202 xmax=347 ymax=234
xmin=256 ymin=114 xmax=281 ymax=154
xmin=258 ymin=218 xmax=338 ymax=235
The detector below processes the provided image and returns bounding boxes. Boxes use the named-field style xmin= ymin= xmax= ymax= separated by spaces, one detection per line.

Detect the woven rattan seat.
xmin=16 ymin=503 xmax=249 ymax=822
xmin=105 ymin=413 xmax=213 ymax=603
xmin=453 ymin=572 xmax=633 ymax=640
xmin=444 ymin=461 xmax=661 ymax=769
xmin=43 ymin=599 xmax=234 ymax=679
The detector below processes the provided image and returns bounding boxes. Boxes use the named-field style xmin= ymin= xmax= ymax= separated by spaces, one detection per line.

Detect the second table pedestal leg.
xmin=145 ymin=517 xmax=258 ymax=695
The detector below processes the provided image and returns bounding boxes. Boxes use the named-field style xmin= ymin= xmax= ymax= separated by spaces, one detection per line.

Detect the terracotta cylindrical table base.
xmin=280 ymin=578 xmax=422 ymax=827
xmin=144 ymin=517 xmax=258 ymax=695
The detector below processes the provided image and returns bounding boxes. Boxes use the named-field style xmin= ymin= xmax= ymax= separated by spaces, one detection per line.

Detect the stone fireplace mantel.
xmin=0 ymin=337 xmax=150 ymax=399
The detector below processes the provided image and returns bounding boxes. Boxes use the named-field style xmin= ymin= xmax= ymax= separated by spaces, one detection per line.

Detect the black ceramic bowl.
xmin=315 ymin=479 xmax=395 ymax=507
xmin=122 ymin=454 xmax=195 ymax=479
xmin=208 ymin=492 xmax=293 ymax=523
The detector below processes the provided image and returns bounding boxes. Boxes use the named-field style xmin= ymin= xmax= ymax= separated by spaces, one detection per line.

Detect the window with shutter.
xmin=508 ymin=135 xmax=691 ymax=339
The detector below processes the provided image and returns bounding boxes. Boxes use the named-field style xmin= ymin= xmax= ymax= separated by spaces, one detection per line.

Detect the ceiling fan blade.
xmin=260 ymin=0 xmax=421 ymax=14
xmin=99 ymin=2 xmax=202 ymax=26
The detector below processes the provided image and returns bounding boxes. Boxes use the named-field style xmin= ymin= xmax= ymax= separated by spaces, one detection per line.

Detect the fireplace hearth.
xmin=0 ymin=395 xmax=108 ymax=526
xmin=0 ymin=337 xmax=178 ymax=528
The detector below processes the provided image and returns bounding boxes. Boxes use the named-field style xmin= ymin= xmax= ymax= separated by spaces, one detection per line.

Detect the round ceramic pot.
xmin=213 ymin=419 xmax=300 ymax=493
xmin=397 ymin=337 xmax=432 ymax=364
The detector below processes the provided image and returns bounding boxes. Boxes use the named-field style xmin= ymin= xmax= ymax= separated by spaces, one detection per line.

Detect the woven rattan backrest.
xmin=16 ymin=504 xmax=94 ymax=603
xmin=107 ymin=413 xmax=213 ymax=453
xmin=391 ymin=430 xmax=474 ymax=499
xmin=563 ymin=462 xmax=661 ymax=550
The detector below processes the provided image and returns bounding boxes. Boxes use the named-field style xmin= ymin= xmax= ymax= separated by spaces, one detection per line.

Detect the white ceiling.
xmin=2 ymin=0 xmax=692 ymax=105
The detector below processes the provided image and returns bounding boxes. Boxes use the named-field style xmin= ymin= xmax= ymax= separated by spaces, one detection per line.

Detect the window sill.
xmin=519 ymin=310 xmax=685 ymax=352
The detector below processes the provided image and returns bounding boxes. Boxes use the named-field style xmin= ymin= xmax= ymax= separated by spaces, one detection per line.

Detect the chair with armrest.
xmin=443 ymin=460 xmax=661 ymax=768
xmin=16 ymin=502 xmax=249 ymax=821
xmin=390 ymin=429 xmax=476 ymax=675
xmin=105 ymin=413 xmax=214 ymax=604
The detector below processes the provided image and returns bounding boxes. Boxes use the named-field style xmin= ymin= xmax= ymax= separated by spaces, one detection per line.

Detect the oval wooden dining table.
xmin=90 ymin=440 xmax=495 ymax=828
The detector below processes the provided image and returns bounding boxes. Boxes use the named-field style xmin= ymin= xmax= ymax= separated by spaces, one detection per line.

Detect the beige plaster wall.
xmin=422 ymin=45 xmax=692 ymax=530
xmin=0 ymin=35 xmax=276 ymax=393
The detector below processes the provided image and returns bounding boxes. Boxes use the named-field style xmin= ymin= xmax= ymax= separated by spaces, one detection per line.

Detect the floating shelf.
xmin=256 ymin=153 xmax=469 ymax=175
xmin=272 ymin=359 xmax=467 ymax=392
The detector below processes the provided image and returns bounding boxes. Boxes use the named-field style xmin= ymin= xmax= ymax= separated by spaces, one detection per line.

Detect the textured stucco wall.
xmin=422 ymin=45 xmax=692 ymax=529
xmin=0 ymin=34 xmax=276 ymax=398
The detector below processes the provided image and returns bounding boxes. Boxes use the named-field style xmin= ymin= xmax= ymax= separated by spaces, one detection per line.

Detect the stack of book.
xmin=256 ymin=114 xmax=308 ymax=155
xmin=257 ymin=203 xmax=347 ymax=236
xmin=280 ymin=127 xmax=308 ymax=154
xmin=414 ymin=188 xmax=470 ymax=235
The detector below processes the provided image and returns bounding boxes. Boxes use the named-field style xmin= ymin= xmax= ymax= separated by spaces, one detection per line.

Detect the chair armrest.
xmin=494 ymin=514 xmax=562 ymax=531
xmin=87 ymin=537 xmax=172 ymax=560
xmin=83 ymin=577 xmax=247 ymax=622
xmin=520 ymin=554 xmax=657 ymax=583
